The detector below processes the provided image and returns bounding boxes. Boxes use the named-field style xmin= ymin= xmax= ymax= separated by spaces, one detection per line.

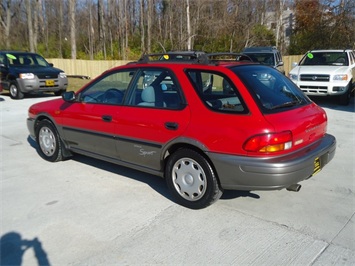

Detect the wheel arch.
xmin=34 ymin=114 xmax=72 ymax=158
xmin=162 ymin=138 xmax=221 ymax=186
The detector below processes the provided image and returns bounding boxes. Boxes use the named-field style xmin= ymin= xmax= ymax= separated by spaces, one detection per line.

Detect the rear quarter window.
xmin=185 ymin=69 xmax=248 ymax=114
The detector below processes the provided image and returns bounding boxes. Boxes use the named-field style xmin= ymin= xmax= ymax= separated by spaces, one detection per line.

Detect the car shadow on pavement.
xmin=0 ymin=92 xmax=58 ymax=99
xmin=71 ymin=154 xmax=262 ymax=203
xmin=27 ymin=136 xmax=261 ymax=204
xmin=221 ymin=190 xmax=260 ymax=200
xmin=27 ymin=136 xmax=173 ymax=202
xmin=73 ymin=153 xmax=173 ymax=200
xmin=310 ymin=96 xmax=355 ymax=113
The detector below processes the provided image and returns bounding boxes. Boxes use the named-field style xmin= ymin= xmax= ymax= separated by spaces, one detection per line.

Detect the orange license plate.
xmin=313 ymin=157 xmax=321 ymax=176
xmin=45 ymin=80 xmax=55 ymax=86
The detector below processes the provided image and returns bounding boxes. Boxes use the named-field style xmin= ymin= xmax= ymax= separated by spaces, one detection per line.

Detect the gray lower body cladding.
xmin=207 ymin=134 xmax=336 ymax=191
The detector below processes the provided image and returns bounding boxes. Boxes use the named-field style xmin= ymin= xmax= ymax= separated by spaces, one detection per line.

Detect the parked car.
xmin=27 ymin=52 xmax=336 ymax=209
xmin=289 ymin=49 xmax=355 ymax=105
xmin=0 ymin=51 xmax=68 ymax=99
xmin=242 ymin=46 xmax=284 ymax=74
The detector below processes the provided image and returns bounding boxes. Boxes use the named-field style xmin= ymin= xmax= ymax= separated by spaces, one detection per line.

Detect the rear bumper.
xmin=207 ymin=134 xmax=336 ymax=191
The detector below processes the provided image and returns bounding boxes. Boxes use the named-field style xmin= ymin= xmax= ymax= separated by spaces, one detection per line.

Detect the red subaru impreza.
xmin=27 ymin=53 xmax=336 ymax=209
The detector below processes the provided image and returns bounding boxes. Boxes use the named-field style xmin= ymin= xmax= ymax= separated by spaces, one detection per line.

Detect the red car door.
xmin=61 ymin=102 xmax=120 ymax=160
xmin=116 ymin=105 xmax=190 ymax=171
xmin=115 ymin=67 xmax=191 ymax=171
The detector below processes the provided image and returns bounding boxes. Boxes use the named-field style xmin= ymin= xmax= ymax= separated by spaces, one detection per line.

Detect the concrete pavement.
xmin=1 ymin=94 xmax=354 ymax=265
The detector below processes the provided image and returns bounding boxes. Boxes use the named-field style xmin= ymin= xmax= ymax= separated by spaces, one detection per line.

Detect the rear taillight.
xmin=243 ymin=131 xmax=293 ymax=153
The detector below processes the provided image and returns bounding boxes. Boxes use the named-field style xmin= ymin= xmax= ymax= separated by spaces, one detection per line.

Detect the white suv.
xmin=289 ymin=49 xmax=355 ymax=105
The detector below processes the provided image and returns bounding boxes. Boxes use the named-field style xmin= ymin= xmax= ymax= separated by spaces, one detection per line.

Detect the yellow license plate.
xmin=45 ymin=80 xmax=55 ymax=86
xmin=313 ymin=157 xmax=321 ymax=176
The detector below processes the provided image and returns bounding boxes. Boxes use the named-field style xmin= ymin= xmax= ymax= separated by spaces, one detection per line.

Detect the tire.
xmin=338 ymin=82 xmax=351 ymax=106
xmin=9 ymin=82 xmax=24 ymax=99
xmin=36 ymin=120 xmax=64 ymax=162
xmin=165 ymin=148 xmax=223 ymax=209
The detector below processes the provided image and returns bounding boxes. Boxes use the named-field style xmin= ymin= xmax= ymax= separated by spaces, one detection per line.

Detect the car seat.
xmin=139 ymin=86 xmax=166 ymax=107
xmin=335 ymin=57 xmax=346 ymax=65
xmin=23 ymin=58 xmax=31 ymax=65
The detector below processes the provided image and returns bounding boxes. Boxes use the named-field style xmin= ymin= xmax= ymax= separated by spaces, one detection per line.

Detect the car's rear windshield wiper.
xmin=271 ymin=100 xmax=300 ymax=110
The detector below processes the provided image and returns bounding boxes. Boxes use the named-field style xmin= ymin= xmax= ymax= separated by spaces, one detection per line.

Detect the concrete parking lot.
xmin=1 ymin=93 xmax=354 ymax=265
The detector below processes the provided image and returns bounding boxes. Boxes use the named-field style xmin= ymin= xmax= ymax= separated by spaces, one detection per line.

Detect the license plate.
xmin=313 ymin=157 xmax=321 ymax=176
xmin=45 ymin=80 xmax=55 ymax=86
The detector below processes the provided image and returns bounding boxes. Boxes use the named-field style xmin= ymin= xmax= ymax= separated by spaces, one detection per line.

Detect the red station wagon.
xmin=27 ymin=52 xmax=336 ymax=209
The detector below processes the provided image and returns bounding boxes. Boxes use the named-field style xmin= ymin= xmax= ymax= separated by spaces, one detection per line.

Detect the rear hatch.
xmin=264 ymin=103 xmax=327 ymax=151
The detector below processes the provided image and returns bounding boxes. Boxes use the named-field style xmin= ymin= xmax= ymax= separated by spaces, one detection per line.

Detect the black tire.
xmin=165 ymin=148 xmax=223 ymax=209
xmin=9 ymin=82 xmax=24 ymax=99
xmin=35 ymin=120 xmax=64 ymax=162
xmin=54 ymin=89 xmax=66 ymax=96
xmin=338 ymin=82 xmax=351 ymax=106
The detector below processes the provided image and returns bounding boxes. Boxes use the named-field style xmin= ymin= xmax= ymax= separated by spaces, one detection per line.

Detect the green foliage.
xmin=289 ymin=0 xmax=355 ymax=54
xmin=250 ymin=25 xmax=276 ymax=47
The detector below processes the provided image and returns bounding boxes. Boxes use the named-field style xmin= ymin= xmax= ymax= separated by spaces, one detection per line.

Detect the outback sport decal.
xmin=134 ymin=144 xmax=157 ymax=157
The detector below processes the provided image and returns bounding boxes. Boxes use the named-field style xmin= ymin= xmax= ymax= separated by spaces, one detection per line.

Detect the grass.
xmin=67 ymin=77 xmax=92 ymax=92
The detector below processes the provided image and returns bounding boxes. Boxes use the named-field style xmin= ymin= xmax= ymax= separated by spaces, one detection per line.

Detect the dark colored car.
xmin=242 ymin=46 xmax=285 ymax=74
xmin=0 ymin=51 xmax=68 ymax=99
xmin=27 ymin=52 xmax=336 ymax=209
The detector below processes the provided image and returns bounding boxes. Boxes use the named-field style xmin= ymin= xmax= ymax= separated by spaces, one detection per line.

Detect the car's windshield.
xmin=232 ymin=65 xmax=310 ymax=113
xmin=5 ymin=53 xmax=50 ymax=67
xmin=300 ymin=52 xmax=349 ymax=66
xmin=243 ymin=53 xmax=275 ymax=66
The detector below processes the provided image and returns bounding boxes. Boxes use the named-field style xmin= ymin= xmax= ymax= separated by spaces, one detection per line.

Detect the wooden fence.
xmin=48 ymin=55 xmax=303 ymax=80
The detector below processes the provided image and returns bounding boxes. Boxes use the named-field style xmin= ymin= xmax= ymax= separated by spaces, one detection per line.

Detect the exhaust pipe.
xmin=286 ymin=184 xmax=302 ymax=192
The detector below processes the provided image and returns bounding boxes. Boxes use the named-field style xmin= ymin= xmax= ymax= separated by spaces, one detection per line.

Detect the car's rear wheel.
xmin=9 ymin=82 xmax=24 ymax=99
xmin=165 ymin=148 xmax=223 ymax=209
xmin=36 ymin=120 xmax=63 ymax=162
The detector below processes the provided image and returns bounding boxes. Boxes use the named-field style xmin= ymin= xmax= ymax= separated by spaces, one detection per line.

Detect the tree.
xmin=289 ymin=0 xmax=354 ymax=54
xmin=1 ymin=0 xmax=353 ymax=59
xmin=69 ymin=0 xmax=76 ymax=59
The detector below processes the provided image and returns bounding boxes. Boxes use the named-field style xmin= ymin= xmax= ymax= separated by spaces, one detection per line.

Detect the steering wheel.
xmin=103 ymin=88 xmax=124 ymax=104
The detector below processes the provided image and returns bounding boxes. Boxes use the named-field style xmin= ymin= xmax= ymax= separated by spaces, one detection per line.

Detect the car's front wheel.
xmin=165 ymin=148 xmax=223 ymax=209
xmin=36 ymin=120 xmax=64 ymax=162
xmin=9 ymin=82 xmax=24 ymax=99
xmin=338 ymin=81 xmax=352 ymax=106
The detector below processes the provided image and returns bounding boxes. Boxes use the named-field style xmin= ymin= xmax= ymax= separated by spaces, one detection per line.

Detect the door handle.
xmin=102 ymin=115 xmax=112 ymax=122
xmin=165 ymin=122 xmax=178 ymax=130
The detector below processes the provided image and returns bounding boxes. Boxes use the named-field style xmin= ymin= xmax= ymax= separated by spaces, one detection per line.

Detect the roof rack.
xmin=138 ymin=51 xmax=205 ymax=63
xmin=137 ymin=51 xmax=253 ymax=65
xmin=205 ymin=53 xmax=252 ymax=62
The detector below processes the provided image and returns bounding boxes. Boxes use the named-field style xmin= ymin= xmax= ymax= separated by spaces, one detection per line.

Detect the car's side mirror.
xmin=292 ymin=62 xmax=298 ymax=68
xmin=49 ymin=63 xmax=54 ymax=67
xmin=62 ymin=91 xmax=76 ymax=102
xmin=277 ymin=61 xmax=284 ymax=67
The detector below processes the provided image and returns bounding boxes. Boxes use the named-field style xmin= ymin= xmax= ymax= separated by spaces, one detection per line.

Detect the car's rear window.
xmin=232 ymin=65 xmax=311 ymax=114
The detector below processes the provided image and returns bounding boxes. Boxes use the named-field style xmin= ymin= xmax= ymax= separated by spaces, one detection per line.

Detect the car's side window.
xmin=0 ymin=54 xmax=5 ymax=65
xmin=186 ymin=70 xmax=248 ymax=113
xmin=79 ymin=70 xmax=134 ymax=105
xmin=126 ymin=68 xmax=184 ymax=109
xmin=349 ymin=52 xmax=355 ymax=65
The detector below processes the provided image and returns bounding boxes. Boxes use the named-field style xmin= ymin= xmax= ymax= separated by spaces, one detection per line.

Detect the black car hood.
xmin=11 ymin=66 xmax=64 ymax=74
